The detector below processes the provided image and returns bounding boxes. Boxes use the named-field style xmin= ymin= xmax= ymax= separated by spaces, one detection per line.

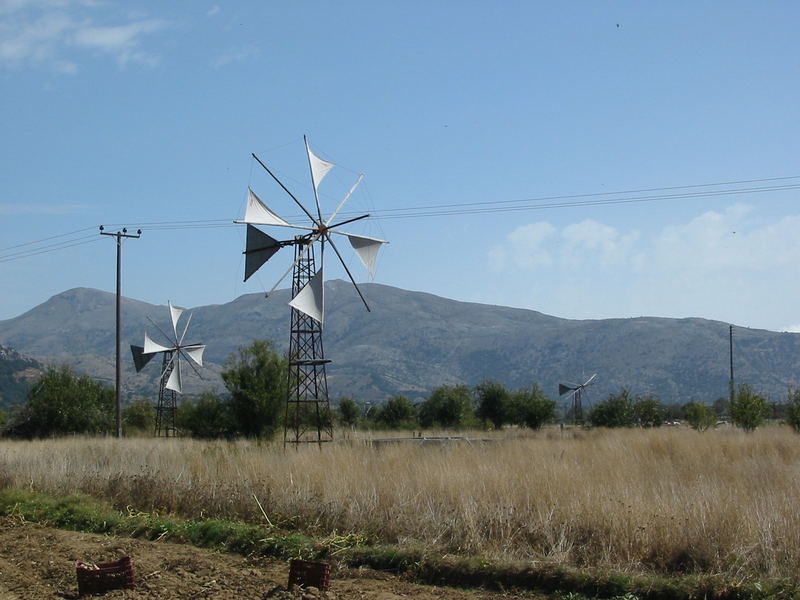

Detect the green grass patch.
xmin=0 ymin=488 xmax=798 ymax=600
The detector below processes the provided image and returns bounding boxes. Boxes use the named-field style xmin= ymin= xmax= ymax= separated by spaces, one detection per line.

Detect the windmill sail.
xmin=241 ymin=188 xmax=294 ymax=227
xmin=288 ymin=267 xmax=325 ymax=325
xmin=130 ymin=345 xmax=154 ymax=373
xmin=346 ymin=233 xmax=385 ymax=277
xmin=244 ymin=225 xmax=282 ymax=282
xmin=305 ymin=140 xmax=335 ymax=193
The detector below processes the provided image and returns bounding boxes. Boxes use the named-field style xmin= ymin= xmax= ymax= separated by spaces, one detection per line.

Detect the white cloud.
xmin=206 ymin=5 xmax=220 ymax=17
xmin=211 ymin=44 xmax=258 ymax=68
xmin=0 ymin=0 xmax=167 ymax=71
xmin=488 ymin=203 xmax=800 ymax=329
xmin=489 ymin=221 xmax=556 ymax=271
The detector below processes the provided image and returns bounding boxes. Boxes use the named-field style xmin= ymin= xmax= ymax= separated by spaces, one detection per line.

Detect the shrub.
xmin=589 ymin=388 xmax=635 ymax=428
xmin=785 ymin=388 xmax=800 ymax=433
xmin=474 ymin=380 xmax=511 ymax=429
xmin=682 ymin=402 xmax=716 ymax=432
xmin=729 ymin=383 xmax=770 ymax=433
xmin=511 ymin=384 xmax=556 ymax=429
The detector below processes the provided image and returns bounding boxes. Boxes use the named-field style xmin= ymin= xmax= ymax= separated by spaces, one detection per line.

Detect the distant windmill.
xmin=236 ymin=136 xmax=387 ymax=446
xmin=559 ymin=373 xmax=597 ymax=426
xmin=130 ymin=302 xmax=206 ymax=437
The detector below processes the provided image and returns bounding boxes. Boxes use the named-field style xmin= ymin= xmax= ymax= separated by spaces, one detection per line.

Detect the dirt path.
xmin=0 ymin=518 xmax=546 ymax=599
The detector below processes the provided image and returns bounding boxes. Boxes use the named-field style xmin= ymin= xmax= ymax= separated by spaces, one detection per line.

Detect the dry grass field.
xmin=1 ymin=426 xmax=798 ymax=580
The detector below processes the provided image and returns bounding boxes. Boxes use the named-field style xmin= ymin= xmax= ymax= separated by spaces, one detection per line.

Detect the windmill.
xmin=236 ymin=136 xmax=387 ymax=446
xmin=558 ymin=373 xmax=597 ymax=426
xmin=130 ymin=302 xmax=206 ymax=437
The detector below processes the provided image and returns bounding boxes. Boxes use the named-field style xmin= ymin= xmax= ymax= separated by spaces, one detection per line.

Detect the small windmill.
xmin=130 ymin=302 xmax=206 ymax=437
xmin=558 ymin=373 xmax=597 ymax=426
xmin=236 ymin=136 xmax=387 ymax=446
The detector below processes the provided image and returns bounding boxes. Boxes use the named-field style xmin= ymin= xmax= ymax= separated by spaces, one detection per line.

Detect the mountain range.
xmin=0 ymin=281 xmax=798 ymax=407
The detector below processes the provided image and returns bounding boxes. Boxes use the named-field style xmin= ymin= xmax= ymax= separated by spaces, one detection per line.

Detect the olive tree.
xmin=729 ymin=383 xmax=770 ymax=432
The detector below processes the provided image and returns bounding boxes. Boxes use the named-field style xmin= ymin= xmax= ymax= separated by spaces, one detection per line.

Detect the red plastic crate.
xmin=76 ymin=556 xmax=135 ymax=596
xmin=288 ymin=559 xmax=331 ymax=591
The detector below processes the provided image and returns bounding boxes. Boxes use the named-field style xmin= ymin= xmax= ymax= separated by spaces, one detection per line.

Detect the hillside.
xmin=0 ymin=345 xmax=42 ymax=409
xmin=0 ymin=282 xmax=798 ymax=406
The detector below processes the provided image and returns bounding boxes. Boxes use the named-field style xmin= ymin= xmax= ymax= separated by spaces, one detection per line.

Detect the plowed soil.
xmin=0 ymin=518 xmax=544 ymax=599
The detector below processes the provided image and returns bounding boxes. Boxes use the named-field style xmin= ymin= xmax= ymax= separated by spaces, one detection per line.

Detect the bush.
xmin=337 ymin=396 xmax=361 ymax=428
xmin=683 ymin=402 xmax=716 ymax=432
xmin=418 ymin=385 xmax=473 ymax=428
xmin=221 ymin=340 xmax=287 ymax=438
xmin=474 ymin=380 xmax=512 ymax=429
xmin=376 ymin=395 xmax=418 ymax=429
xmin=177 ymin=393 xmax=235 ymax=439
xmin=589 ymin=388 xmax=635 ymax=428
xmin=633 ymin=395 xmax=664 ymax=428
xmin=511 ymin=384 xmax=556 ymax=429
xmin=10 ymin=365 xmax=114 ymax=437
xmin=787 ymin=388 xmax=800 ymax=433
xmin=729 ymin=383 xmax=770 ymax=432
xmin=122 ymin=399 xmax=155 ymax=434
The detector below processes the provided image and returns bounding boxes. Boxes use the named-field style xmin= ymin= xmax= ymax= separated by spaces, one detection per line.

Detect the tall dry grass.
xmin=1 ymin=426 xmax=799 ymax=578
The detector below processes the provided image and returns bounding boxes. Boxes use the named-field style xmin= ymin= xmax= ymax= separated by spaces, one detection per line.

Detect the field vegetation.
xmin=1 ymin=426 xmax=799 ymax=583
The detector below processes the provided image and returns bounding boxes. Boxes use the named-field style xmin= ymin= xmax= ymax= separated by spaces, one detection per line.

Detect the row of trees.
xmin=587 ymin=383 xmax=790 ymax=433
xmin=3 ymin=338 xmax=800 ymax=438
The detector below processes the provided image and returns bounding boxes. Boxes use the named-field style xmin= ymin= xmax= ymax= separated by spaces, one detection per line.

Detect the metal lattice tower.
xmin=154 ymin=350 xmax=178 ymax=437
xmin=284 ymin=238 xmax=332 ymax=446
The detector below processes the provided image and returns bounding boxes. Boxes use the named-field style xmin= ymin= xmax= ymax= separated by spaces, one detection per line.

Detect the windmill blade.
xmin=165 ymin=356 xmax=182 ymax=393
xmin=305 ymin=136 xmax=335 ymax=195
xmin=182 ymin=343 xmax=206 ymax=366
xmin=343 ymin=232 xmax=386 ymax=277
xmin=178 ymin=311 xmax=194 ymax=345
xmin=288 ymin=266 xmax=325 ymax=325
xmin=236 ymin=188 xmax=303 ymax=228
xmin=130 ymin=345 xmax=155 ymax=373
xmin=559 ymin=383 xmax=578 ymax=396
xmin=326 ymin=173 xmax=364 ymax=226
xmin=324 ymin=232 xmax=371 ymax=312
xmin=582 ymin=373 xmax=598 ymax=387
xmin=167 ymin=301 xmax=183 ymax=340
xmin=243 ymin=225 xmax=282 ymax=282
xmin=143 ymin=331 xmax=174 ymax=355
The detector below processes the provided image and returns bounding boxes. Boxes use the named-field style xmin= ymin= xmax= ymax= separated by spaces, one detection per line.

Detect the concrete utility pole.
xmin=100 ymin=226 xmax=142 ymax=438
xmin=729 ymin=324 xmax=735 ymax=406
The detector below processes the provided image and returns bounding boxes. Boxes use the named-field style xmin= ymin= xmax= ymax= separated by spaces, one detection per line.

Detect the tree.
xmin=729 ymin=383 xmax=770 ymax=432
xmin=474 ymin=380 xmax=511 ymax=429
xmin=0 ymin=408 xmax=6 ymax=432
xmin=177 ymin=392 xmax=234 ymax=439
xmin=12 ymin=365 xmax=114 ymax=437
xmin=337 ymin=396 xmax=361 ymax=428
xmin=418 ymin=385 xmax=472 ymax=429
xmin=511 ymin=384 xmax=556 ymax=429
xmin=376 ymin=395 xmax=417 ymax=429
xmin=221 ymin=340 xmax=288 ymax=438
xmin=633 ymin=395 xmax=664 ymax=428
xmin=683 ymin=401 xmax=716 ymax=432
xmin=589 ymin=388 xmax=635 ymax=428
xmin=122 ymin=399 xmax=155 ymax=434
xmin=785 ymin=388 xmax=800 ymax=433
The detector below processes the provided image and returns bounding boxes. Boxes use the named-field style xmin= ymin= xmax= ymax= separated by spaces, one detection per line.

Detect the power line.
xmin=3 ymin=174 xmax=799 ymax=263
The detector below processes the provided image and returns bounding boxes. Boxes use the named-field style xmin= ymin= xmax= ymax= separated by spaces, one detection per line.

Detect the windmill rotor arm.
xmin=251 ymin=153 xmax=318 ymax=225
xmin=325 ymin=232 xmax=371 ymax=312
xmin=146 ymin=316 xmax=178 ymax=349
xmin=326 ymin=213 xmax=370 ymax=231
xmin=326 ymin=173 xmax=364 ymax=226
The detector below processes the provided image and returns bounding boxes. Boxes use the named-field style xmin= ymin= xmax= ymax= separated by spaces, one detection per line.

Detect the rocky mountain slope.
xmin=0 ymin=282 xmax=797 ymax=406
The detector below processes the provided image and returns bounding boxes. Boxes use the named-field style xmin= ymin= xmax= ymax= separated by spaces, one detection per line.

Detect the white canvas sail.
xmin=143 ymin=331 xmax=172 ymax=355
xmin=346 ymin=234 xmax=385 ymax=277
xmin=305 ymin=139 xmax=335 ymax=193
xmin=288 ymin=267 xmax=324 ymax=325
xmin=165 ymin=358 xmax=182 ymax=393
xmin=242 ymin=188 xmax=292 ymax=227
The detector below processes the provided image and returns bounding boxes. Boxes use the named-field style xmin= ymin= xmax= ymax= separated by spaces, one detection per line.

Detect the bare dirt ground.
xmin=0 ymin=518 xmax=546 ymax=600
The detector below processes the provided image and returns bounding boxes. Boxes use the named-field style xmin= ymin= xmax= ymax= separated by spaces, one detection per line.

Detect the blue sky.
xmin=1 ymin=1 xmax=799 ymax=331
